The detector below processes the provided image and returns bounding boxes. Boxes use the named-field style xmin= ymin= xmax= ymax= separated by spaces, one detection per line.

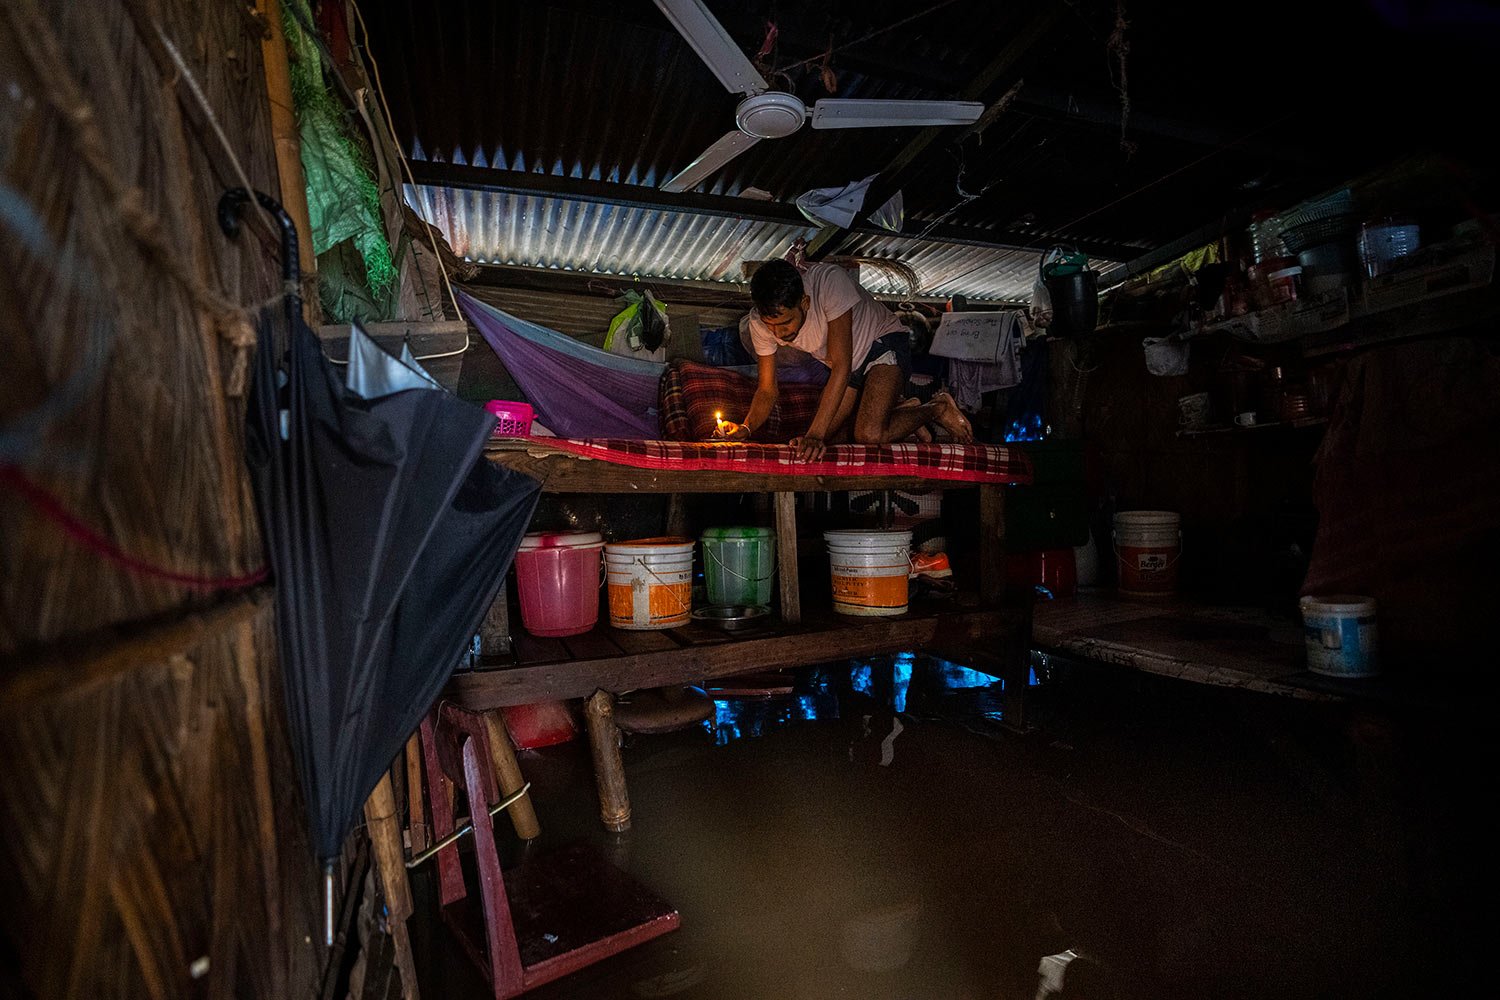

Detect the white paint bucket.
xmin=1300 ymin=595 xmax=1379 ymax=677
xmin=825 ymin=529 xmax=912 ymax=617
xmin=1112 ymin=511 xmax=1182 ymax=597
xmin=604 ymin=537 xmax=695 ymax=630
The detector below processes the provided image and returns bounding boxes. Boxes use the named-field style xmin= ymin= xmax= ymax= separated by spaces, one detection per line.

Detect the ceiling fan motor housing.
xmin=735 ymin=92 xmax=808 ymax=139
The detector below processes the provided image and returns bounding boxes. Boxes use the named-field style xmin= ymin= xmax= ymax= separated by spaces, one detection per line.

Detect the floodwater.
xmin=412 ymin=654 xmax=1481 ymax=999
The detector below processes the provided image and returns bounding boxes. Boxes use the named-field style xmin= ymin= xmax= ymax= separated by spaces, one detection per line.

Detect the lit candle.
xmin=715 ymin=411 xmax=725 ymax=437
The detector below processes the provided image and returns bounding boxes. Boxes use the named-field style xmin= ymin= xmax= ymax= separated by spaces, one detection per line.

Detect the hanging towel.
xmin=931 ymin=311 xmax=1023 ymax=411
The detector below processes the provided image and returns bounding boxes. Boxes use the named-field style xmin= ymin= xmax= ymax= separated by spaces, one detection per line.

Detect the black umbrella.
xmin=225 ymin=190 xmax=540 ymax=932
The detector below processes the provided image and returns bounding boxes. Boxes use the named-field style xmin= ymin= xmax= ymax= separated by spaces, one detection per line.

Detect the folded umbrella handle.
xmin=217 ymin=187 xmax=300 ymax=328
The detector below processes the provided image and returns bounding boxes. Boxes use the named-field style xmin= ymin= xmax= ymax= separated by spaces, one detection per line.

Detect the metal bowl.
xmin=691 ymin=604 xmax=771 ymax=631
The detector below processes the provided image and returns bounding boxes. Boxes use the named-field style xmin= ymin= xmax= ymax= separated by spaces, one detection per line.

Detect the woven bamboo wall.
xmin=1 ymin=0 xmax=324 ymax=996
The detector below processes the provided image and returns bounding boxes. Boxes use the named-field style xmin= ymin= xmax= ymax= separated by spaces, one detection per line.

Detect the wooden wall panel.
xmin=1 ymin=0 xmax=327 ymax=996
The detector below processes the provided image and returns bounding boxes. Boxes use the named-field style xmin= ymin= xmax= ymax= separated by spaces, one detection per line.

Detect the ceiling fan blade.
xmin=810 ymin=99 xmax=986 ymax=129
xmin=661 ymin=131 xmax=762 ymax=192
xmin=652 ymin=0 xmax=769 ymax=96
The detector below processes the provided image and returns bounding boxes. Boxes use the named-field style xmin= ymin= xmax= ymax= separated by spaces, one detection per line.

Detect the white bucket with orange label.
xmin=825 ymin=529 xmax=912 ymax=617
xmin=604 ymin=537 xmax=695 ymax=630
xmin=1112 ymin=511 xmax=1181 ymax=597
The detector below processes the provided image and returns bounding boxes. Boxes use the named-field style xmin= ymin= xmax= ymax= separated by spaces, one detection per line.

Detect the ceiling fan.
xmin=653 ymin=0 xmax=984 ymax=193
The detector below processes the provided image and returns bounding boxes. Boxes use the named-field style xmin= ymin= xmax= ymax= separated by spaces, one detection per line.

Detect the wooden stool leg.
xmin=775 ymin=491 xmax=801 ymax=624
xmin=460 ymin=737 xmax=527 ymax=998
xmin=364 ymin=772 xmax=421 ymax=1000
xmin=405 ymin=731 xmax=428 ymax=853
xmin=419 ymin=714 xmax=466 ymax=906
xmin=482 ymin=711 xmax=541 ymax=841
xmin=584 ymin=691 xmax=631 ymax=832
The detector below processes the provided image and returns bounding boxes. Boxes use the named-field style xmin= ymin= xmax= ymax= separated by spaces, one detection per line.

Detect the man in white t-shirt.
xmin=722 ymin=260 xmax=972 ymax=461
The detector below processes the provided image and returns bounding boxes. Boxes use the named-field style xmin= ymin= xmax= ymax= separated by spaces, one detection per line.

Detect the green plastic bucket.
xmin=700 ymin=527 xmax=775 ymax=607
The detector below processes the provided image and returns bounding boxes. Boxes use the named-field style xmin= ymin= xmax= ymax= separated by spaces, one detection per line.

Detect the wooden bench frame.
xmin=449 ymin=441 xmax=1029 ymax=831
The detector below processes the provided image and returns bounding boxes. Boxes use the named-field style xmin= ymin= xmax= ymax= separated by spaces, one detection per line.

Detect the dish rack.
xmin=484 ymin=400 xmax=534 ymax=437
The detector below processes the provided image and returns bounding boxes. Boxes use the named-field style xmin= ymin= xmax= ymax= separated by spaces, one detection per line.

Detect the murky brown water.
xmin=412 ymin=655 xmax=1480 ymax=999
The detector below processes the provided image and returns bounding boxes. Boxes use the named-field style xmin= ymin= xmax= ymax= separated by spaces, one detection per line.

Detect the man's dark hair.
xmin=750 ymin=259 xmax=805 ymax=314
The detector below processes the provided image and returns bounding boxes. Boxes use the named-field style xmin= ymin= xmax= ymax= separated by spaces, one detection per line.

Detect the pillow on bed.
xmin=660 ymin=360 xmax=823 ymax=443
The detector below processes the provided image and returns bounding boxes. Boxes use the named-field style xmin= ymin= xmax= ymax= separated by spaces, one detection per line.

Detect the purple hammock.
xmin=459 ymin=289 xmax=827 ymax=440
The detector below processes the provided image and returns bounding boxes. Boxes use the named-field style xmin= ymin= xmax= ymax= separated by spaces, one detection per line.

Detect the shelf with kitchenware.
xmin=1175 ymin=415 xmax=1329 ymax=438
xmin=1181 ymin=235 xmax=1497 ymax=352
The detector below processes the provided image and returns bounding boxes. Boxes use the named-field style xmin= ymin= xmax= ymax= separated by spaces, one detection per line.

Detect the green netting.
xmin=282 ymin=0 xmax=395 ymax=309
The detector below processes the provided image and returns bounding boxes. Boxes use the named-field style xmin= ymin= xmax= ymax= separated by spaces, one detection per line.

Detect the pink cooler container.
xmin=514 ymin=531 xmax=604 ymax=637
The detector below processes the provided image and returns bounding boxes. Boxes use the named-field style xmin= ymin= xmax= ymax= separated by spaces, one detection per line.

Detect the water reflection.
xmin=704 ymin=652 xmax=1044 ymax=745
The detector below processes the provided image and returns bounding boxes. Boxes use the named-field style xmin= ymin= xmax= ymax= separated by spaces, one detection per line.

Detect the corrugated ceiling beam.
xmin=407 ymin=161 xmax=1141 ymax=260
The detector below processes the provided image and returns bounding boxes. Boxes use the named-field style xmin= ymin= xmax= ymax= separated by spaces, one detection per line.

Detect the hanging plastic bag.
xmin=794 ymin=175 xmax=904 ymax=233
xmin=1142 ymin=336 xmax=1190 ymax=376
xmin=604 ymin=290 xmax=670 ymax=359
xmin=1029 ymin=280 xmax=1054 ymax=330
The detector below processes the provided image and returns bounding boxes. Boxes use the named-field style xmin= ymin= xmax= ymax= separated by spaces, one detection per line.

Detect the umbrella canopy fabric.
xmin=245 ymin=305 xmax=540 ymax=863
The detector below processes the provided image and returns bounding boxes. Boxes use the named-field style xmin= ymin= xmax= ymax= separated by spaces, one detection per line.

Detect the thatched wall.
xmin=2 ymin=0 xmax=325 ymax=995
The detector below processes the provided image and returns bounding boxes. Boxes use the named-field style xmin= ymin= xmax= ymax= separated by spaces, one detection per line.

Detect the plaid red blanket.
xmin=660 ymin=360 xmax=823 ymax=443
xmin=530 ymin=438 xmax=1033 ymax=485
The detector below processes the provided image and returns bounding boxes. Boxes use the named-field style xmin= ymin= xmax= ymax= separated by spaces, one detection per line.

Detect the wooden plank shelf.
xmin=1176 ymin=416 xmax=1328 ymax=438
xmin=449 ymin=599 xmax=1026 ymax=710
xmin=1032 ymin=592 xmax=1336 ymax=701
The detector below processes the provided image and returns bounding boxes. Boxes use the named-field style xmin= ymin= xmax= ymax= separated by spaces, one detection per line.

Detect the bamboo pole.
xmin=482 ymin=711 xmax=541 ymax=841
xmin=584 ymin=692 xmax=631 ymax=832
xmin=363 ymin=773 xmax=419 ymax=1000
xmin=257 ymin=0 xmax=315 ymax=319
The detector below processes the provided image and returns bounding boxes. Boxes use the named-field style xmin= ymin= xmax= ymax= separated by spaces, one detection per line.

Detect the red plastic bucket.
xmin=514 ymin=531 xmax=604 ymax=637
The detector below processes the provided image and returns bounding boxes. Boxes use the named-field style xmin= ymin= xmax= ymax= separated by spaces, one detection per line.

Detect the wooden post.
xmin=363 ymin=772 xmax=420 ymax=1000
xmin=665 ymin=492 xmax=690 ymax=538
xmin=979 ymin=483 xmax=1032 ymax=730
xmin=404 ymin=732 xmax=427 ymax=853
xmin=979 ymin=484 xmax=1006 ymax=607
xmin=482 ymin=711 xmax=541 ymax=841
xmin=257 ymin=0 xmax=315 ymax=317
xmin=583 ymin=691 xmax=631 ymax=832
xmin=478 ymin=583 xmax=511 ymax=659
xmin=774 ymin=492 xmax=801 ymax=624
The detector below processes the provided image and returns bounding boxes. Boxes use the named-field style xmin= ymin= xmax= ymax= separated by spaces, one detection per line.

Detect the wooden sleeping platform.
xmin=447 ymin=439 xmax=1031 ymax=831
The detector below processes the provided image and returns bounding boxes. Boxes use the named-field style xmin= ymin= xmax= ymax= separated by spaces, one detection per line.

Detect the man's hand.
xmin=714 ymin=421 xmax=751 ymax=441
xmin=789 ymin=435 xmax=826 ymax=462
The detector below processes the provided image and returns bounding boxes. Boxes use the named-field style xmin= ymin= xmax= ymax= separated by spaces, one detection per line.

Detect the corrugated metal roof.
xmin=365 ymin=0 xmax=1418 ymax=266
xmin=411 ymin=183 xmax=1101 ymax=302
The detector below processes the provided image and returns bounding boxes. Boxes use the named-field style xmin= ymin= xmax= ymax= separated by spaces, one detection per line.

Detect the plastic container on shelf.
xmin=1265 ymin=265 xmax=1303 ymax=304
xmin=514 ymin=531 xmax=605 ymax=637
xmin=1246 ymin=256 xmax=1298 ymax=309
xmin=484 ymin=400 xmax=534 ymax=437
xmin=700 ymin=526 xmax=775 ymax=608
xmin=1247 ymin=211 xmax=1286 ymax=264
xmin=824 ymin=529 xmax=913 ymax=617
xmin=1357 ymin=217 xmax=1421 ymax=277
xmin=1297 ymin=241 xmax=1357 ymax=297
xmin=604 ymin=537 xmax=695 ymax=630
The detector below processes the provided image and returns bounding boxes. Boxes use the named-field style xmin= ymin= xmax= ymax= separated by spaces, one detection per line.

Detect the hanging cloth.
xmin=459 ymin=291 xmax=827 ymax=440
